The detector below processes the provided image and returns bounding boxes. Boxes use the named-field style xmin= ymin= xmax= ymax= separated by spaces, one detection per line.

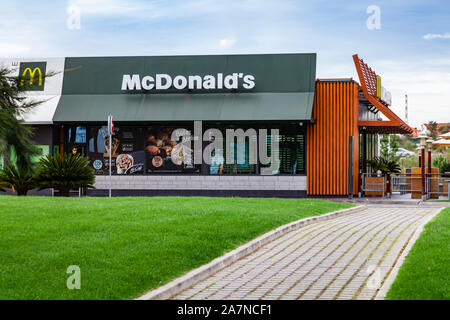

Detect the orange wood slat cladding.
xmin=307 ymin=81 xmax=360 ymax=195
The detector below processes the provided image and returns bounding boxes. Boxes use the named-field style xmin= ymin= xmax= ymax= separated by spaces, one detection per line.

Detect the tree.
xmin=380 ymin=134 xmax=390 ymax=158
xmin=389 ymin=135 xmax=400 ymax=162
xmin=426 ymin=121 xmax=439 ymax=140
xmin=378 ymin=134 xmax=401 ymax=164
xmin=0 ymin=67 xmax=53 ymax=171
xmin=438 ymin=125 xmax=450 ymax=134
xmin=0 ymin=110 xmax=41 ymax=171
xmin=398 ymin=135 xmax=417 ymax=151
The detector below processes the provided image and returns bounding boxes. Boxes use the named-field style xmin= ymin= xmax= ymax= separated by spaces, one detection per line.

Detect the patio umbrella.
xmin=432 ymin=138 xmax=450 ymax=146
xmin=438 ymin=132 xmax=450 ymax=140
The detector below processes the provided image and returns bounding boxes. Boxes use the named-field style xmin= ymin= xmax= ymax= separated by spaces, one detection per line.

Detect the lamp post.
xmin=426 ymin=139 xmax=433 ymax=175
xmin=418 ymin=131 xmax=428 ymax=199
xmin=426 ymin=138 xmax=435 ymax=200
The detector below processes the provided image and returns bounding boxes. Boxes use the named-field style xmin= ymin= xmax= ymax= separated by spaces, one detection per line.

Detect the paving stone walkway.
xmin=172 ymin=206 xmax=440 ymax=300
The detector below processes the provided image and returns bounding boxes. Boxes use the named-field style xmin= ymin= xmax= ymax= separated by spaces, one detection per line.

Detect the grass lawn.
xmin=0 ymin=196 xmax=353 ymax=300
xmin=385 ymin=207 xmax=450 ymax=300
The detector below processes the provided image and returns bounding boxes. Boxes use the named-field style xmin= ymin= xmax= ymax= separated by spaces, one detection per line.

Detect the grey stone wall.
xmin=94 ymin=175 xmax=307 ymax=191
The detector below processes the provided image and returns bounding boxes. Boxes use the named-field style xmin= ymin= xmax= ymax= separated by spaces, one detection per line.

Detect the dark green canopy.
xmin=53 ymin=53 xmax=316 ymax=122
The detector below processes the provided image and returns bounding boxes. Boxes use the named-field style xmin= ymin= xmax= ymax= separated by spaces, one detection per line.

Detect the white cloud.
xmin=367 ymin=59 xmax=450 ymax=128
xmin=423 ymin=33 xmax=450 ymax=40
xmin=0 ymin=43 xmax=30 ymax=56
xmin=219 ymin=38 xmax=236 ymax=48
xmin=68 ymin=0 xmax=147 ymax=16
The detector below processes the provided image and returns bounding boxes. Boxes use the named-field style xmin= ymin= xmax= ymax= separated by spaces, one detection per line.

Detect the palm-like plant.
xmin=367 ymin=156 xmax=401 ymax=174
xmin=0 ymin=163 xmax=35 ymax=196
xmin=35 ymin=153 xmax=95 ymax=197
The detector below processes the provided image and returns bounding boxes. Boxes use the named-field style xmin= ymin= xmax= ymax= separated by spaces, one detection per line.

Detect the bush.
xmin=433 ymin=155 xmax=450 ymax=173
xmin=35 ymin=153 xmax=95 ymax=197
xmin=0 ymin=163 xmax=35 ymax=196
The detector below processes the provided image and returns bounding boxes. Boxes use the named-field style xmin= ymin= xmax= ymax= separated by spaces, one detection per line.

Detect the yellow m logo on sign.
xmin=20 ymin=67 xmax=43 ymax=86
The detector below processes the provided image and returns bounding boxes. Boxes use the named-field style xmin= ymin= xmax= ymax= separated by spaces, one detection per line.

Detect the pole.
xmin=109 ymin=132 xmax=112 ymax=198
xmin=108 ymin=114 xmax=113 ymax=198
xmin=427 ymin=147 xmax=432 ymax=175
xmin=362 ymin=132 xmax=367 ymax=173
xmin=348 ymin=136 xmax=353 ymax=199
xmin=421 ymin=146 xmax=425 ymax=199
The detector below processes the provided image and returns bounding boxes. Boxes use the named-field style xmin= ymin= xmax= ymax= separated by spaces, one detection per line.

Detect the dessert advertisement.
xmin=88 ymin=126 xmax=145 ymax=175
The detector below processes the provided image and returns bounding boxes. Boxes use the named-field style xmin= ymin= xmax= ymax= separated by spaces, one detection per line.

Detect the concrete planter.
xmin=364 ymin=176 xmax=385 ymax=196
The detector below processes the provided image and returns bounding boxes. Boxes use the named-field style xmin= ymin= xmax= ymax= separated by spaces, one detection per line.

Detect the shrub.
xmin=35 ymin=153 xmax=95 ymax=197
xmin=433 ymin=155 xmax=450 ymax=173
xmin=0 ymin=163 xmax=35 ymax=196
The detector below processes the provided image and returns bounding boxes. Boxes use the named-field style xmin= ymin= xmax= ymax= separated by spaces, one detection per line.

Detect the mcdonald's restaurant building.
xmin=0 ymin=53 xmax=412 ymax=197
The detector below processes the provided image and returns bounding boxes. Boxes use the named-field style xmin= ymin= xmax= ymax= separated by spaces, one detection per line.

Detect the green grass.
xmin=0 ymin=196 xmax=353 ymax=300
xmin=385 ymin=208 xmax=450 ymax=300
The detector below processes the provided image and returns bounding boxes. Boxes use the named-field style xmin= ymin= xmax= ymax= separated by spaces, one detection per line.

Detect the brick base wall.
xmin=94 ymin=175 xmax=307 ymax=191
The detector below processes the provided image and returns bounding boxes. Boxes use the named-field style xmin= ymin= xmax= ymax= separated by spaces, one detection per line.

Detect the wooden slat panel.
xmin=307 ymin=81 xmax=360 ymax=195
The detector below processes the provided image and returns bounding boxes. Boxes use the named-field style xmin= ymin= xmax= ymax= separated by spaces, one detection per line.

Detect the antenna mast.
xmin=405 ymin=94 xmax=408 ymax=124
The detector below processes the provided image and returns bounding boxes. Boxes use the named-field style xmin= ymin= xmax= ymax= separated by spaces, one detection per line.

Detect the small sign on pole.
xmin=107 ymin=115 xmax=114 ymax=198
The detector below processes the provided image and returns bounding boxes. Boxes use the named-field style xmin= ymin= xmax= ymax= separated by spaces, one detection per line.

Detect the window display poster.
xmin=145 ymin=126 xmax=191 ymax=173
xmin=88 ymin=126 xmax=144 ymax=175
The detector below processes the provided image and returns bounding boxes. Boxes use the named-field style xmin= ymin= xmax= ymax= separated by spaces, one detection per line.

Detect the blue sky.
xmin=0 ymin=0 xmax=449 ymax=127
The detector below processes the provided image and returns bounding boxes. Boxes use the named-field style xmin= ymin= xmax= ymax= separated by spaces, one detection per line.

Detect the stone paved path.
xmin=172 ymin=206 xmax=440 ymax=300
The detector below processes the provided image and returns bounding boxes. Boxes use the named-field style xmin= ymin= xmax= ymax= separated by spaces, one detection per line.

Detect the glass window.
xmin=222 ymin=137 xmax=257 ymax=174
xmin=208 ymin=135 xmax=224 ymax=174
xmin=204 ymin=123 xmax=305 ymax=175
xmin=75 ymin=126 xmax=86 ymax=143
xmin=67 ymin=126 xmax=86 ymax=144
xmin=87 ymin=125 xmax=145 ymax=175
xmin=145 ymin=124 xmax=200 ymax=174
xmin=206 ymin=125 xmax=257 ymax=175
xmin=263 ymin=127 xmax=306 ymax=175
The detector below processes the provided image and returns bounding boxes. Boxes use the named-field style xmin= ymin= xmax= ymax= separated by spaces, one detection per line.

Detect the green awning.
xmin=53 ymin=53 xmax=316 ymax=122
xmin=53 ymin=92 xmax=314 ymax=122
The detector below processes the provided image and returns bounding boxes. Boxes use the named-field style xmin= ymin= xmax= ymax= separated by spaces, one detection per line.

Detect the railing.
xmin=51 ymin=187 xmax=83 ymax=197
xmin=426 ymin=174 xmax=450 ymax=199
xmin=391 ymin=173 xmax=423 ymax=195
xmin=390 ymin=172 xmax=450 ymax=200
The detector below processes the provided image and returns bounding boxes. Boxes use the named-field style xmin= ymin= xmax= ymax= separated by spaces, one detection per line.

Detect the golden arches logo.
xmin=376 ymin=75 xmax=382 ymax=99
xmin=20 ymin=67 xmax=43 ymax=87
